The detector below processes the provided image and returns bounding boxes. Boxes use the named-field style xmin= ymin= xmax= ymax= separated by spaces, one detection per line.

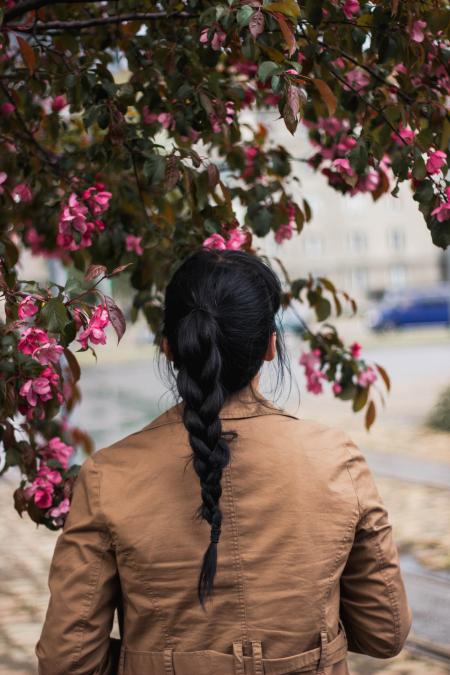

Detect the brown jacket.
xmin=36 ymin=394 xmax=412 ymax=675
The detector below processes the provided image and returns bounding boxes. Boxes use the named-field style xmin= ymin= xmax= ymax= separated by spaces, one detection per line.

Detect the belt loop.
xmin=317 ymin=630 xmax=328 ymax=673
xmin=163 ymin=647 xmax=175 ymax=674
xmin=251 ymin=640 xmax=263 ymax=675
xmin=233 ymin=640 xmax=246 ymax=675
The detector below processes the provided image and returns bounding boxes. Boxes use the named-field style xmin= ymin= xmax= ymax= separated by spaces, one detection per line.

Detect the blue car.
xmin=367 ymin=284 xmax=450 ymax=331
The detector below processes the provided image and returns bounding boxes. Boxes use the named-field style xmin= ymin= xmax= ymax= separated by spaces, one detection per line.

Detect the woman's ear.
xmin=161 ymin=336 xmax=174 ymax=361
xmin=263 ymin=331 xmax=277 ymax=362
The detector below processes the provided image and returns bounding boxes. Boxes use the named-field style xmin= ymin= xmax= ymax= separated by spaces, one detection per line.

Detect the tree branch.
xmin=4 ymin=0 xmax=98 ymax=23
xmin=5 ymin=10 xmax=196 ymax=33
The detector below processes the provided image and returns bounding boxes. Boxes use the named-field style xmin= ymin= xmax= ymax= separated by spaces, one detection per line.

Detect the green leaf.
xmin=349 ymin=140 xmax=368 ymax=174
xmin=265 ymin=1 xmax=301 ymax=18
xmin=413 ymin=180 xmax=434 ymax=204
xmin=40 ymin=298 xmax=70 ymax=334
xmin=352 ymin=385 xmax=369 ymax=412
xmin=315 ymin=297 xmax=331 ymax=321
xmin=236 ymin=5 xmax=254 ymax=27
xmin=257 ymin=61 xmax=280 ymax=83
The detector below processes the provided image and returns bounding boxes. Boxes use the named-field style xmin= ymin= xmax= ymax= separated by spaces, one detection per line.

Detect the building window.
xmin=348 ymin=267 xmax=369 ymax=290
xmin=387 ymin=228 xmax=406 ymax=252
xmin=389 ymin=264 xmax=407 ymax=288
xmin=303 ymin=233 xmax=324 ymax=257
xmin=347 ymin=231 xmax=368 ymax=253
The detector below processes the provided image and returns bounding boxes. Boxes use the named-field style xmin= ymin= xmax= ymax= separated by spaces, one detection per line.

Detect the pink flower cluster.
xmin=57 ymin=183 xmax=111 ymax=251
xmin=40 ymin=436 xmax=74 ymax=470
xmin=275 ymin=204 xmax=296 ymax=244
xmin=142 ymin=107 xmax=175 ymax=130
xmin=299 ymin=349 xmax=328 ymax=394
xmin=18 ymin=326 xmax=64 ymax=365
xmin=125 ymin=234 xmax=144 ymax=255
xmin=200 ymin=27 xmax=226 ymax=51
xmin=357 ymin=366 xmax=377 ymax=387
xmin=78 ymin=304 xmax=109 ymax=349
xmin=342 ymin=0 xmax=360 ymax=20
xmin=409 ymin=20 xmax=427 ymax=43
xmin=18 ymin=295 xmax=39 ymax=320
xmin=432 ymin=187 xmax=450 ymax=224
xmin=24 ymin=464 xmax=62 ymax=509
xmin=242 ymin=145 xmax=259 ymax=180
xmin=203 ymin=228 xmax=247 ymax=251
xmin=210 ymin=100 xmax=235 ymax=133
xmin=19 ymin=367 xmax=62 ymax=415
xmin=426 ymin=150 xmax=447 ymax=176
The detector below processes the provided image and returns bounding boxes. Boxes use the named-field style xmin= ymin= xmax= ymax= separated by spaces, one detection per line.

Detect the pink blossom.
xmin=82 ymin=184 xmax=112 ymax=216
xmin=431 ymin=187 xmax=450 ymax=223
xmin=350 ymin=341 xmax=362 ymax=359
xmin=24 ymin=464 xmax=62 ymax=509
xmin=125 ymin=234 xmax=144 ymax=255
xmin=40 ymin=437 xmax=74 ymax=470
xmin=32 ymin=340 xmax=64 ymax=366
xmin=11 ymin=183 xmax=32 ymax=203
xmin=275 ymin=204 xmax=296 ymax=244
xmin=409 ymin=20 xmax=427 ymax=43
xmin=49 ymin=498 xmax=70 ymax=518
xmin=19 ymin=375 xmax=53 ymax=407
xmin=299 ymin=349 xmax=328 ymax=394
xmin=203 ymin=233 xmax=227 ymax=250
xmin=426 ymin=150 xmax=446 ymax=175
xmin=226 ymin=228 xmax=247 ymax=250
xmin=345 ymin=68 xmax=370 ymax=92
xmin=18 ymin=295 xmax=39 ymax=320
xmin=333 ymin=158 xmax=355 ymax=176
xmin=342 ymin=0 xmax=360 ymax=20
xmin=332 ymin=382 xmax=343 ymax=395
xmin=0 ymin=102 xmax=15 ymax=116
xmin=200 ymin=27 xmax=226 ymax=51
xmin=18 ymin=327 xmax=49 ymax=356
xmin=78 ymin=304 xmax=109 ymax=349
xmin=357 ymin=366 xmax=377 ymax=388
xmin=51 ymin=95 xmax=68 ymax=112
xmin=18 ymin=326 xmax=63 ymax=365
xmin=392 ymin=124 xmax=415 ymax=146
xmin=0 ymin=171 xmax=7 ymax=193
xmin=57 ymin=188 xmax=110 ymax=251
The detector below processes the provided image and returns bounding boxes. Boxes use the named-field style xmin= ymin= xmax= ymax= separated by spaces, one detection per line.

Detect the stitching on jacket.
xmin=71 ymin=460 xmax=113 ymax=669
xmin=118 ymin=547 xmax=175 ymax=649
xmin=319 ymin=507 xmax=358 ymax=657
xmin=374 ymin=538 xmax=401 ymax=654
xmin=343 ymin=442 xmax=363 ymax=519
xmin=224 ymin=462 xmax=249 ymax=643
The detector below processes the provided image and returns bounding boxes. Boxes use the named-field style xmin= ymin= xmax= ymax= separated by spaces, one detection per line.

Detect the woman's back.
xmin=36 ymin=250 xmax=411 ymax=673
xmin=37 ymin=393 xmax=411 ymax=674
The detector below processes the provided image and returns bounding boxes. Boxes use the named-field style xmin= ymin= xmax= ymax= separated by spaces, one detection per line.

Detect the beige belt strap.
xmin=251 ymin=640 xmax=263 ymax=675
xmin=317 ymin=630 xmax=328 ymax=673
xmin=163 ymin=647 xmax=175 ymax=674
xmin=233 ymin=640 xmax=246 ymax=675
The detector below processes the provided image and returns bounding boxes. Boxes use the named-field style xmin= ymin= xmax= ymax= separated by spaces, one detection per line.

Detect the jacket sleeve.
xmin=36 ymin=455 xmax=120 ymax=675
xmin=340 ymin=437 xmax=413 ymax=658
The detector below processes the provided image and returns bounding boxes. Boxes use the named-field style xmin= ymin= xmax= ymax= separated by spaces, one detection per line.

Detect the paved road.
xmin=364 ymin=448 xmax=450 ymax=491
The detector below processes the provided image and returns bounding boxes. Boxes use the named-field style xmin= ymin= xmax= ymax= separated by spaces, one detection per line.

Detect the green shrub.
xmin=426 ymin=385 xmax=450 ymax=433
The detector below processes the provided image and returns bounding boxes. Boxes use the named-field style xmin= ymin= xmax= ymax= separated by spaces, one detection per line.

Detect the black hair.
xmin=161 ymin=248 xmax=290 ymax=607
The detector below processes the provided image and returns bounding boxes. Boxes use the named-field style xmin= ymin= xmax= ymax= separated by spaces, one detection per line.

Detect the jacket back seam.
xmin=224 ymin=462 xmax=249 ymax=643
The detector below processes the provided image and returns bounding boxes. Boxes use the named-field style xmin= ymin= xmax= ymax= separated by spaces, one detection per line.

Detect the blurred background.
xmin=1 ymin=122 xmax=450 ymax=674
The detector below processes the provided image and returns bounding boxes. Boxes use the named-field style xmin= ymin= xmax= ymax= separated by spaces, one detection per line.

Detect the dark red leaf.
xmin=85 ymin=264 xmax=107 ymax=281
xmin=104 ymin=295 xmax=126 ymax=344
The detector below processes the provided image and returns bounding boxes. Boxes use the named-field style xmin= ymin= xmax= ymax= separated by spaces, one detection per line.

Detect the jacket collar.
xmin=142 ymin=390 xmax=298 ymax=432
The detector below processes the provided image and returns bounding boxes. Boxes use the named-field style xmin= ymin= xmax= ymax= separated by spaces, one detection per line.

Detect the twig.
xmin=5 ymin=11 xmax=196 ymax=33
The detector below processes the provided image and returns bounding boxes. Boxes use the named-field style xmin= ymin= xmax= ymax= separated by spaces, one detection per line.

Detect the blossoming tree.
xmin=0 ymin=0 xmax=449 ymax=529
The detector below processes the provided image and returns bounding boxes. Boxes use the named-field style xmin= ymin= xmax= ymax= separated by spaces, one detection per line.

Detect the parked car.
xmin=366 ymin=284 xmax=450 ymax=331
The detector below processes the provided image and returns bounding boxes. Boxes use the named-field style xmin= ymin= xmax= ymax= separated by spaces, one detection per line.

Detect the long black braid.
xmin=176 ymin=307 xmax=230 ymax=605
xmin=162 ymin=249 xmax=290 ymax=607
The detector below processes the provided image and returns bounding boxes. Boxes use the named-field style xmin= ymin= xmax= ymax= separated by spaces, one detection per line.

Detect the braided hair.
xmin=162 ymin=249 xmax=288 ymax=607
